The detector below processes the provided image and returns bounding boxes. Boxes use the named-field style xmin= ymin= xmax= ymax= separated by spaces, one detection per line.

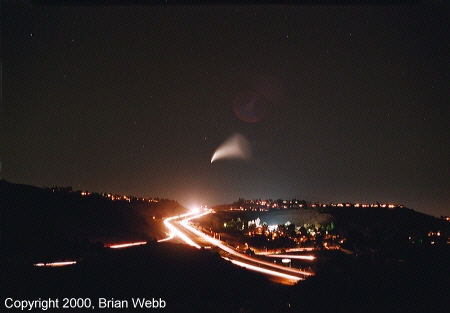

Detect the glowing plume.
xmin=211 ymin=133 xmax=251 ymax=163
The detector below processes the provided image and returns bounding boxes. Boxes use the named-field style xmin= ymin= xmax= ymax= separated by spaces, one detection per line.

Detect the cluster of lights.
xmin=229 ymin=198 xmax=406 ymax=211
xmin=246 ymin=219 xmax=342 ymax=252
xmin=80 ymin=191 xmax=161 ymax=203
xmin=230 ymin=207 xmax=270 ymax=212
xmin=333 ymin=203 xmax=402 ymax=209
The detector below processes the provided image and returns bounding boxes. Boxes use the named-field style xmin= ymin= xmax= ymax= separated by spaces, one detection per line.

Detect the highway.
xmin=159 ymin=210 xmax=313 ymax=285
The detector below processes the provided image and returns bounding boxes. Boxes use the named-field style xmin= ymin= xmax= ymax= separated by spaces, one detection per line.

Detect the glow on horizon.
xmin=190 ymin=207 xmax=200 ymax=213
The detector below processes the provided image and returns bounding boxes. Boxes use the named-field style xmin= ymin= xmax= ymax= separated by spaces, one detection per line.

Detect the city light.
xmin=190 ymin=207 xmax=200 ymax=213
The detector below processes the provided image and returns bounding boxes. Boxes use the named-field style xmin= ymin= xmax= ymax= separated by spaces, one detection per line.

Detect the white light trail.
xmin=222 ymin=258 xmax=302 ymax=282
xmin=160 ymin=210 xmax=314 ymax=282
xmin=179 ymin=213 xmax=313 ymax=277
xmin=34 ymin=261 xmax=77 ymax=267
xmin=211 ymin=133 xmax=251 ymax=163
xmin=157 ymin=232 xmax=175 ymax=242
xmin=266 ymin=254 xmax=316 ymax=261
xmin=161 ymin=212 xmax=204 ymax=249
xmin=109 ymin=241 xmax=147 ymax=249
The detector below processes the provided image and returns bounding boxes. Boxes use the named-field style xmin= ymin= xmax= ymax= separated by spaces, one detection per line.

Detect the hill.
xmin=1 ymin=180 xmax=185 ymax=263
xmin=326 ymin=206 xmax=449 ymax=257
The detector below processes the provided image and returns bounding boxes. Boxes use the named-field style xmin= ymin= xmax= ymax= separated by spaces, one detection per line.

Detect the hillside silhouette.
xmin=1 ymin=180 xmax=184 ymax=263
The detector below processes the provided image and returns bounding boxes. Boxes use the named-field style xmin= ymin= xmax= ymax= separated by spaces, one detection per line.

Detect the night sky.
xmin=2 ymin=2 xmax=449 ymax=216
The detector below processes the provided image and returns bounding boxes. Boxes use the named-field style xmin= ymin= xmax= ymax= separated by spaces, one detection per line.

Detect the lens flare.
xmin=211 ymin=133 xmax=251 ymax=163
xmin=232 ymin=91 xmax=267 ymax=123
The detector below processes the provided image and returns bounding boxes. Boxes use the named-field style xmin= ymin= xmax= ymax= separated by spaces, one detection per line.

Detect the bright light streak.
xmin=161 ymin=212 xmax=203 ymax=249
xmin=34 ymin=261 xmax=76 ymax=267
xmin=161 ymin=211 xmax=313 ymax=281
xmin=109 ymin=241 xmax=147 ymax=249
xmin=211 ymin=133 xmax=251 ymax=163
xmin=179 ymin=213 xmax=313 ymax=277
xmin=157 ymin=232 xmax=175 ymax=242
xmin=266 ymin=254 xmax=316 ymax=261
xmin=223 ymin=258 xmax=302 ymax=282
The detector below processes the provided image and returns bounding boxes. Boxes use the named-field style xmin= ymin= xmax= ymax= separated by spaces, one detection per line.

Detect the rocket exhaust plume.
xmin=211 ymin=133 xmax=251 ymax=163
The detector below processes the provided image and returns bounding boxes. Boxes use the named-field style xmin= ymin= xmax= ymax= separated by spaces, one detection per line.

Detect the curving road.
xmin=159 ymin=210 xmax=313 ymax=284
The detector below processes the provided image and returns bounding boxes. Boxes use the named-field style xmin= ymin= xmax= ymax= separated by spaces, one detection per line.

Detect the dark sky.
xmin=2 ymin=2 xmax=449 ymax=216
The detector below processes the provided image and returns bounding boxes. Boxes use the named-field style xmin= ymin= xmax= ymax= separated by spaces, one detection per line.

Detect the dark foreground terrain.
xmin=2 ymin=181 xmax=449 ymax=312
xmin=3 ymin=242 xmax=449 ymax=313
xmin=1 ymin=180 xmax=184 ymax=263
xmin=3 ymin=243 xmax=276 ymax=313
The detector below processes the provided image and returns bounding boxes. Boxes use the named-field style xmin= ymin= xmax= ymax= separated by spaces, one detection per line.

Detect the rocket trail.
xmin=211 ymin=133 xmax=251 ymax=163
